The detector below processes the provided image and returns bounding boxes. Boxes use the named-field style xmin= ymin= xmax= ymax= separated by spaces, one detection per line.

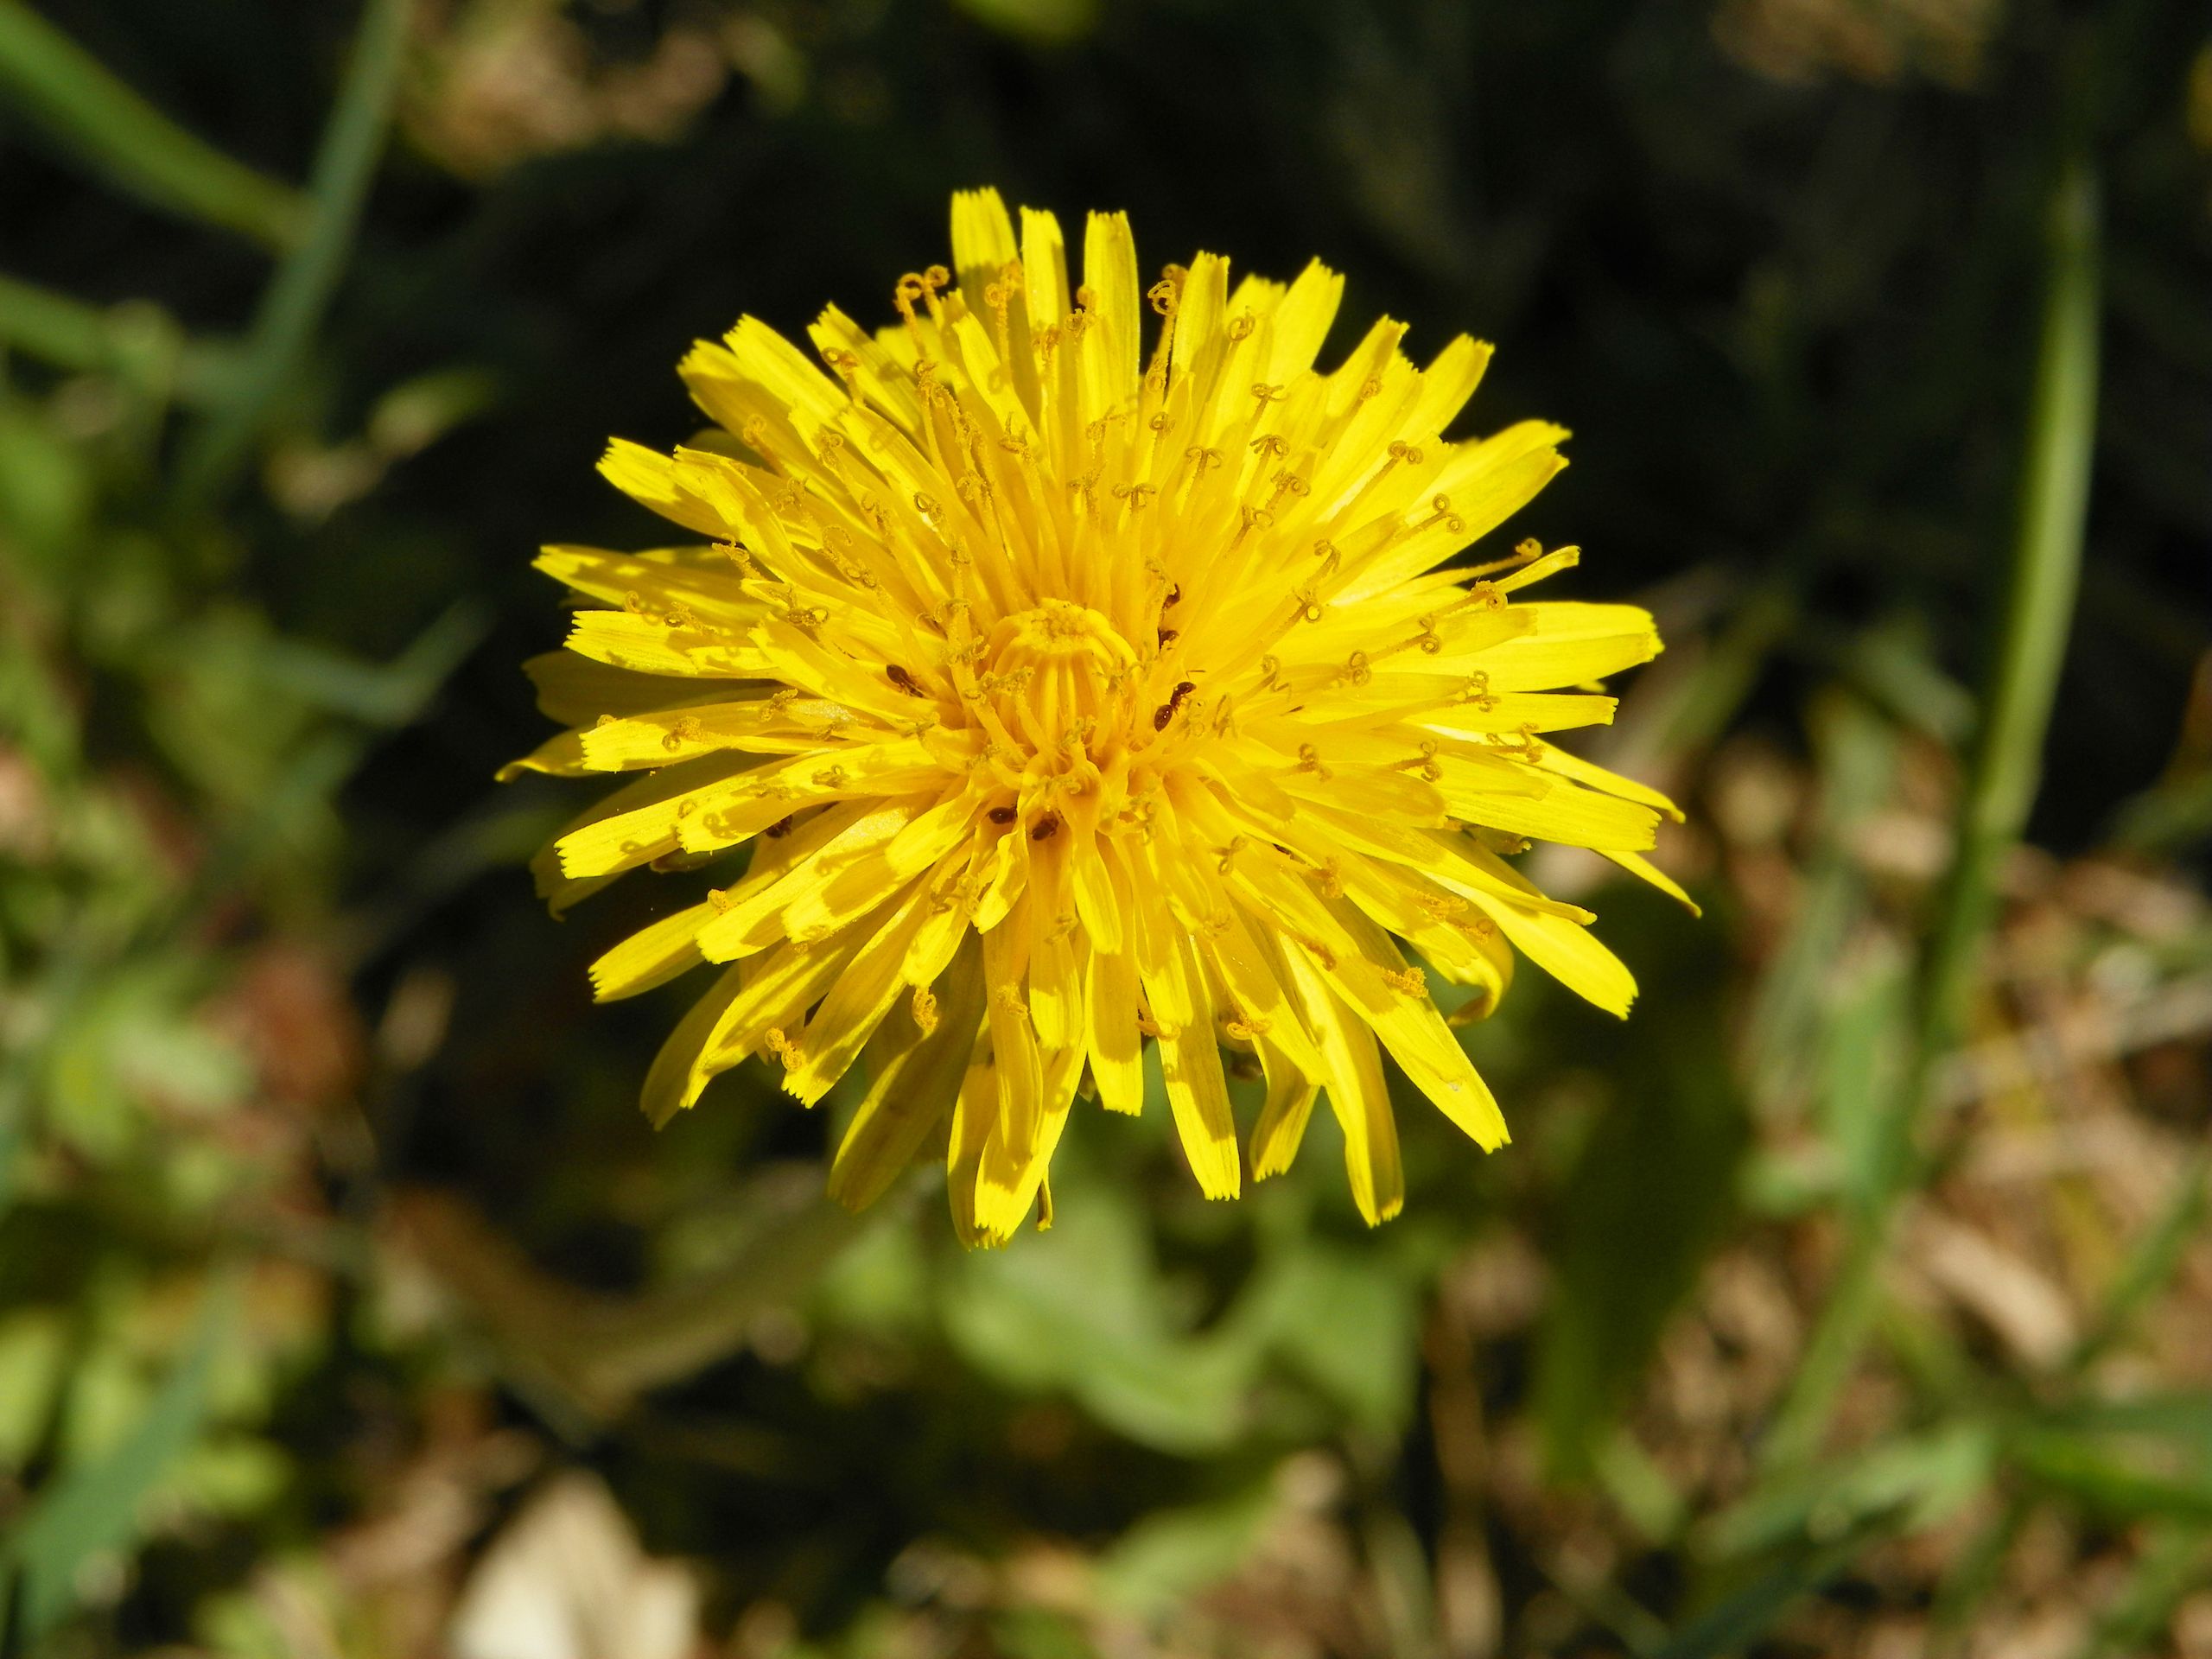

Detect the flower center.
xmin=982 ymin=601 xmax=1141 ymax=753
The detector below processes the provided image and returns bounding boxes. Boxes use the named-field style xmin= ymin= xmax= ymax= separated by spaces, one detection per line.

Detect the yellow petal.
xmin=564 ymin=609 xmax=767 ymax=680
xmin=640 ymin=928 xmax=866 ymax=1125
xmin=1079 ymin=209 xmax=1141 ymax=420
xmin=1157 ymin=1026 xmax=1239 ymax=1200
xmin=1602 ymin=848 xmax=1701 ymax=915
xmin=785 ymin=884 xmax=931 ymax=1103
xmin=950 ymin=188 xmax=1018 ymax=296
xmin=520 ymin=650 xmax=729 ymax=728
xmin=598 ymin=439 xmax=734 ymax=538
xmin=1085 ymin=934 xmax=1143 ymax=1116
xmin=1477 ymin=602 xmax=1662 ymax=691
xmin=498 ymin=728 xmax=593 ymax=781
xmin=1281 ymin=951 xmax=1402 ymax=1224
xmin=533 ymin=544 xmax=754 ymax=623
xmin=972 ymin=1040 xmax=1082 ymax=1242
xmin=1461 ymin=878 xmax=1637 ymax=1017
xmin=945 ymin=1058 xmax=999 ymax=1249
xmin=1248 ymin=1028 xmax=1320 ymax=1180
xmin=1403 ymin=334 xmax=1493 ymax=442
xmin=543 ymin=752 xmax=757 ymax=885
xmin=1262 ymin=258 xmax=1344 ymax=385
xmin=1433 ymin=752 xmax=1661 ymax=851
xmin=589 ymin=900 xmax=715 ymax=1001
xmin=829 ymin=942 xmax=986 ymax=1211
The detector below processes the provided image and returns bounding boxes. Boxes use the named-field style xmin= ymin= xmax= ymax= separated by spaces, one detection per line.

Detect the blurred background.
xmin=3 ymin=0 xmax=2210 ymax=1653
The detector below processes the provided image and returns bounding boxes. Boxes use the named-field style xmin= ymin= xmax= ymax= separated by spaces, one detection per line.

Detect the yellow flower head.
xmin=511 ymin=188 xmax=1685 ymax=1245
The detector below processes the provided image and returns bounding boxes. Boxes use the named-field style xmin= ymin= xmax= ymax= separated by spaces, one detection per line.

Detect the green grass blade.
xmin=176 ymin=0 xmax=411 ymax=500
xmin=0 ymin=272 xmax=239 ymax=405
xmin=1917 ymin=156 xmax=2102 ymax=1056
xmin=0 ymin=0 xmax=306 ymax=251
xmin=1656 ymin=1525 xmax=1880 ymax=1659
xmin=2072 ymin=1522 xmax=2212 ymax=1659
xmin=2067 ymin=1147 xmax=2210 ymax=1373
xmin=1760 ymin=144 xmax=2102 ymax=1477
xmin=0 ymin=1270 xmax=240 ymax=1640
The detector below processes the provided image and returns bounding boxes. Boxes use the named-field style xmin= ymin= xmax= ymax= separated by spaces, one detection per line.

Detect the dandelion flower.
xmin=509 ymin=188 xmax=1686 ymax=1245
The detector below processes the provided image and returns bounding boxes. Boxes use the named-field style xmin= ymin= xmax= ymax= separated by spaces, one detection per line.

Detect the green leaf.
xmin=941 ymin=1191 xmax=1255 ymax=1455
xmin=246 ymin=601 xmax=487 ymax=728
xmin=1093 ymin=1474 xmax=1281 ymax=1618
xmin=0 ymin=1 xmax=306 ymax=249
xmin=1239 ymin=1238 xmax=1419 ymax=1432
xmin=0 ymin=1270 xmax=239 ymax=1640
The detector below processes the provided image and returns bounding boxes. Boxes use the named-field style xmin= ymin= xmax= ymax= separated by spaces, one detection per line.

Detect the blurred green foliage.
xmin=2 ymin=0 xmax=2209 ymax=1655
